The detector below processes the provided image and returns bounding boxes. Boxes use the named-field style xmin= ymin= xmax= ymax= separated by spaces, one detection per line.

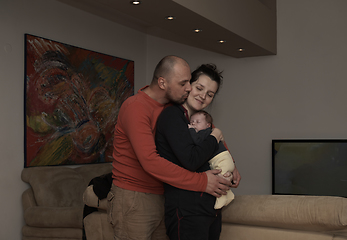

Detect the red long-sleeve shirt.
xmin=112 ymin=86 xmax=207 ymax=195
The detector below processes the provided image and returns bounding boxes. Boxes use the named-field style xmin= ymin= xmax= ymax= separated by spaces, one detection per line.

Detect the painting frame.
xmin=24 ymin=34 xmax=134 ymax=168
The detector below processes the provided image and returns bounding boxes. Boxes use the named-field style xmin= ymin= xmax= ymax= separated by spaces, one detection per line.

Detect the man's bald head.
xmin=152 ymin=55 xmax=189 ymax=83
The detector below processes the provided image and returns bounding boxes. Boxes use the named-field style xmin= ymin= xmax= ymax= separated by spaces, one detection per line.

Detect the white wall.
xmin=1 ymin=0 xmax=347 ymax=238
xmin=0 ymin=0 xmax=147 ymax=239
xmin=147 ymin=0 xmax=347 ymax=195
xmin=219 ymin=0 xmax=347 ymax=195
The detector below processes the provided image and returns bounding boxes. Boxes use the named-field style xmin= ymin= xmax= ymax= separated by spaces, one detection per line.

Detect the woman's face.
xmin=185 ymin=74 xmax=218 ymax=113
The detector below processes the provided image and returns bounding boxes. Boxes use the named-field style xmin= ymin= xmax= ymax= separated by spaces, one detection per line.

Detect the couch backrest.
xmin=222 ymin=195 xmax=347 ymax=232
xmin=21 ymin=163 xmax=113 ymax=207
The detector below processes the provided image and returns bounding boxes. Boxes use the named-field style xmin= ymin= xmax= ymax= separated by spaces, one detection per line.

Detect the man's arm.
xmin=119 ymin=102 xmax=209 ymax=192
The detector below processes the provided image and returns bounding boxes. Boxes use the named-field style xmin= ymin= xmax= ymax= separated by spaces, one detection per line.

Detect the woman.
xmin=155 ymin=63 xmax=239 ymax=240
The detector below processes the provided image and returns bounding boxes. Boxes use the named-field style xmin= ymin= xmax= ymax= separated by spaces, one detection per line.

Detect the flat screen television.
xmin=272 ymin=139 xmax=347 ymax=197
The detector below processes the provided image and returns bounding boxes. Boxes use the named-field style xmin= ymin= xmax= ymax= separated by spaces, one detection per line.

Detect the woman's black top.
xmin=155 ymin=104 xmax=219 ymax=217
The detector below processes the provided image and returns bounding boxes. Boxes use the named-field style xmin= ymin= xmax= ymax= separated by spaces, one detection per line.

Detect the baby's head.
xmin=189 ymin=110 xmax=213 ymax=132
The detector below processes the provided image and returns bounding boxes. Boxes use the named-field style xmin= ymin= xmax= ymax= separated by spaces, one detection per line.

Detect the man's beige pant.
xmin=107 ymin=184 xmax=169 ymax=240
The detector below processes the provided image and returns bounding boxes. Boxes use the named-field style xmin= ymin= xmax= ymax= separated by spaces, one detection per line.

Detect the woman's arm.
xmin=211 ymin=124 xmax=241 ymax=188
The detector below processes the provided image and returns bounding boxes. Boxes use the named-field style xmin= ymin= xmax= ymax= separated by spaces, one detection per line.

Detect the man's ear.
xmin=158 ymin=77 xmax=166 ymax=90
xmin=207 ymin=123 xmax=211 ymax=128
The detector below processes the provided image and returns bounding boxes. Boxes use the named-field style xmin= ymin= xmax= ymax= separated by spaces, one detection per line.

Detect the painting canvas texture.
xmin=25 ymin=34 xmax=134 ymax=167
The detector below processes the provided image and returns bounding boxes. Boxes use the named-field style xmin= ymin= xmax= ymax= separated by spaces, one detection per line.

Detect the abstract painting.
xmin=25 ymin=34 xmax=134 ymax=167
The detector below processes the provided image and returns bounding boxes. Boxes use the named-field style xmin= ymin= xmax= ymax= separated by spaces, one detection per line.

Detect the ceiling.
xmin=57 ymin=0 xmax=277 ymax=58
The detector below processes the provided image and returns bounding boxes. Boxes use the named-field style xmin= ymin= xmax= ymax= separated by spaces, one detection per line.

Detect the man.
xmin=108 ymin=55 xmax=241 ymax=240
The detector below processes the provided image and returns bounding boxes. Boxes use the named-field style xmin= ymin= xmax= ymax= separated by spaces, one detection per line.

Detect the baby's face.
xmin=190 ymin=113 xmax=211 ymax=132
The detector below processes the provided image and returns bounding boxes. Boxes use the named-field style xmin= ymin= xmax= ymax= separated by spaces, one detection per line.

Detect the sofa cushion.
xmin=24 ymin=206 xmax=83 ymax=228
xmin=220 ymin=224 xmax=334 ymax=240
xmin=22 ymin=225 xmax=82 ymax=239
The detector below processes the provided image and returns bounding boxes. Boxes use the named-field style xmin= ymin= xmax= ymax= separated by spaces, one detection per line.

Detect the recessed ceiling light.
xmin=193 ymin=29 xmax=202 ymax=33
xmin=165 ymin=16 xmax=176 ymax=20
xmin=238 ymin=48 xmax=245 ymax=52
xmin=131 ymin=1 xmax=141 ymax=5
xmin=218 ymin=40 xmax=226 ymax=44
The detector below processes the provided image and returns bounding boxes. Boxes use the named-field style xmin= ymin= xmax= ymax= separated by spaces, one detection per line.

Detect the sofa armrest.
xmin=24 ymin=206 xmax=84 ymax=228
xmin=83 ymin=185 xmax=108 ymax=211
xmin=84 ymin=211 xmax=114 ymax=240
xmin=222 ymin=195 xmax=347 ymax=232
xmin=22 ymin=188 xmax=37 ymax=211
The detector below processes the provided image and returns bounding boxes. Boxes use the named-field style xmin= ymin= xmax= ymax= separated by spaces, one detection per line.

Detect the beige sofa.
xmin=21 ymin=163 xmax=113 ymax=240
xmin=84 ymin=186 xmax=347 ymax=240
xmin=220 ymin=195 xmax=347 ymax=240
xmin=22 ymin=163 xmax=347 ymax=240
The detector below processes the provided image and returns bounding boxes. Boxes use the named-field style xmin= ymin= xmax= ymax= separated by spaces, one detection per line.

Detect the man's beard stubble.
xmin=166 ymin=88 xmax=188 ymax=105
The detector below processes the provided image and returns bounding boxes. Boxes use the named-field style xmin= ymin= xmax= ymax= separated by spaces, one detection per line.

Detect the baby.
xmin=188 ymin=110 xmax=235 ymax=209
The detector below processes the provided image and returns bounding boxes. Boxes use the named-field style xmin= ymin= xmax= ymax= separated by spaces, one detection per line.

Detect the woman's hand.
xmin=210 ymin=128 xmax=223 ymax=143
xmin=231 ymin=166 xmax=241 ymax=188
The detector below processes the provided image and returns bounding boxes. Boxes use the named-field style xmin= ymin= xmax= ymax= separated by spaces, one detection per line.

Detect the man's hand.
xmin=205 ymin=169 xmax=232 ymax=198
xmin=231 ymin=166 xmax=241 ymax=188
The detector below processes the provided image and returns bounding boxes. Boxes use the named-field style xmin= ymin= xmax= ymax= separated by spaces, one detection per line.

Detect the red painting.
xmin=25 ymin=34 xmax=134 ymax=167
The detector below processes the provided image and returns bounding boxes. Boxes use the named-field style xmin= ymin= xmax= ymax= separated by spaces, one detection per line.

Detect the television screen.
xmin=272 ymin=139 xmax=347 ymax=197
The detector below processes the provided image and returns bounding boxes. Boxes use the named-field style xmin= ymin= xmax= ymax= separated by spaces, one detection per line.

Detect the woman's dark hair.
xmin=190 ymin=63 xmax=223 ymax=94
